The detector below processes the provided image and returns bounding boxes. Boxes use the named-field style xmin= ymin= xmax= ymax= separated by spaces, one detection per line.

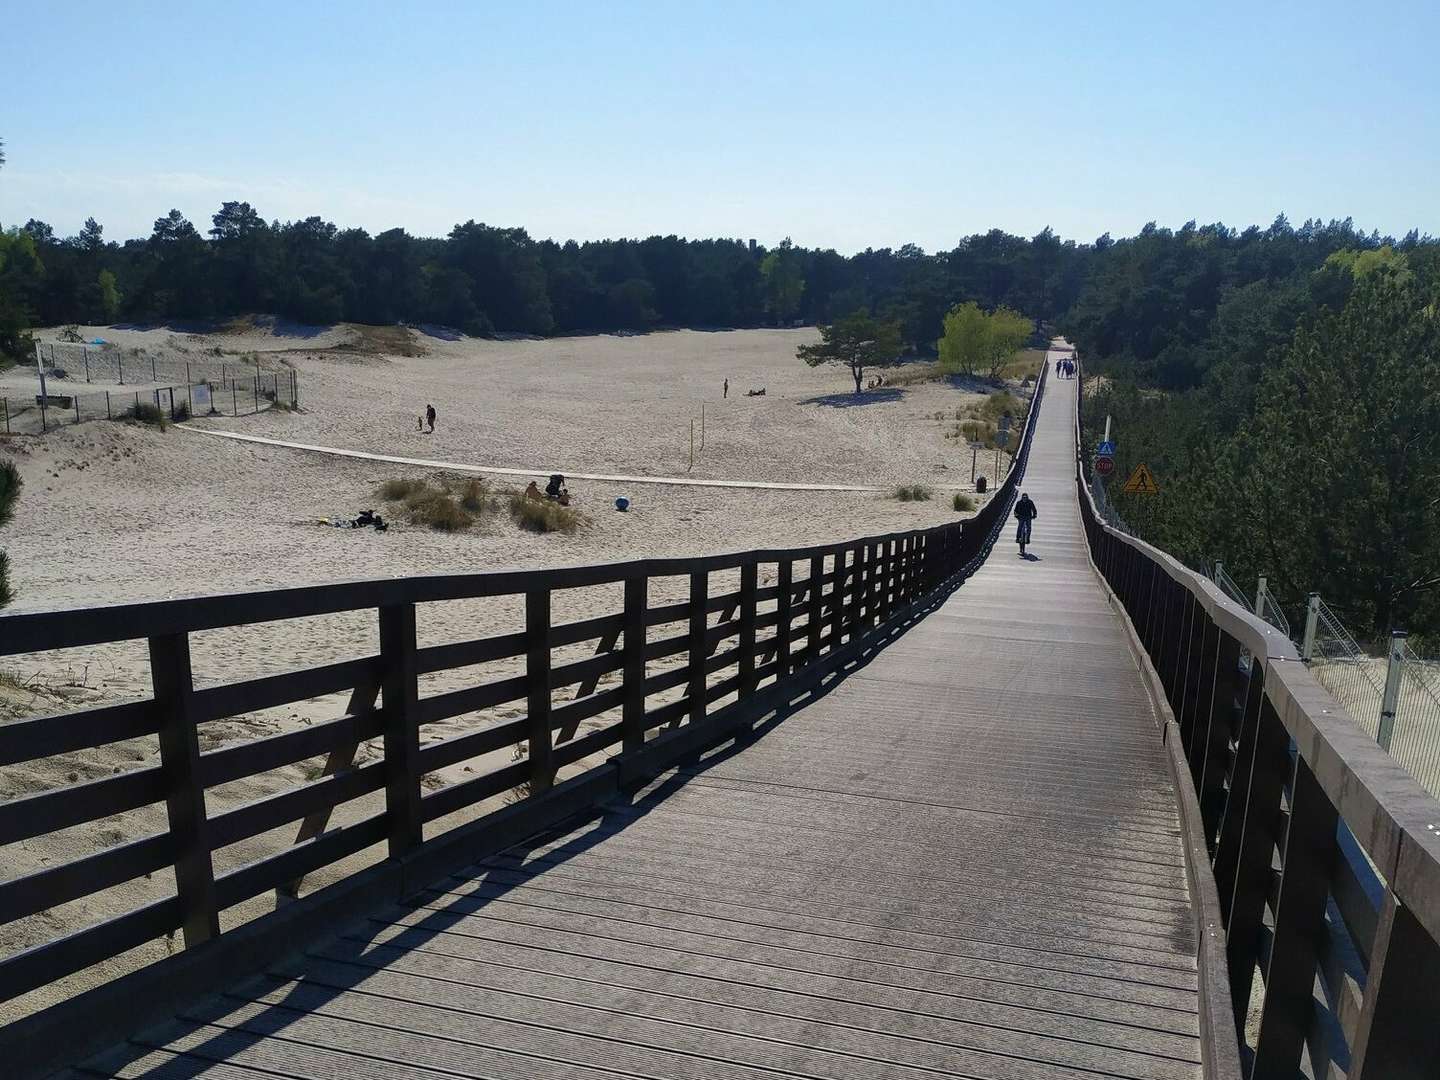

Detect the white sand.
xmin=0 ymin=322 xmax=1030 ymax=1019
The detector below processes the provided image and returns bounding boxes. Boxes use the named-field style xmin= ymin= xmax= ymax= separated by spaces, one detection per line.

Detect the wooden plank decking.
xmin=80 ymin=352 xmax=1202 ymax=1079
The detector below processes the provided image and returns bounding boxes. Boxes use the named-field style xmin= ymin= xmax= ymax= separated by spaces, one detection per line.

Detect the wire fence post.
xmin=105 ymin=391 xmax=111 ymax=420
xmin=83 ymin=347 xmax=90 ymax=383
xmin=118 ymin=353 xmax=124 ymax=385
xmin=75 ymin=395 xmax=81 ymax=423
xmin=151 ymin=355 xmax=157 ymax=381
xmin=1302 ymin=593 xmax=1320 ymax=662
xmin=232 ymin=382 xmax=237 ymax=416
xmin=1378 ymin=631 xmax=1406 ymax=751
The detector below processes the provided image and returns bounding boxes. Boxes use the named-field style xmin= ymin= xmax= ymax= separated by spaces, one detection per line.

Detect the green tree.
xmin=760 ymin=238 xmax=805 ymax=325
xmin=97 ymin=269 xmax=121 ymax=321
xmin=797 ymin=310 xmax=902 ymax=394
xmin=936 ymin=301 xmax=989 ymax=375
xmin=0 ymin=460 xmax=20 ymax=608
xmin=983 ymin=306 xmax=1032 ymax=378
xmin=1235 ymin=274 xmax=1440 ymax=634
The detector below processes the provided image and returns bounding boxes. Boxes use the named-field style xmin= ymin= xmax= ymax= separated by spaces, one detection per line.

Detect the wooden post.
xmin=776 ymin=560 xmax=793 ymax=676
xmin=739 ymin=562 xmax=758 ymax=695
xmin=808 ymin=555 xmax=823 ymax=663
xmin=1250 ymin=755 xmax=1338 ymax=1074
xmin=151 ymin=355 xmax=157 ymax=381
xmin=377 ymin=603 xmax=421 ymax=856
xmin=149 ymin=632 xmax=219 ymax=947
xmin=74 ymin=394 xmax=81 ymax=423
xmin=186 ymin=362 xmax=191 ymax=388
xmin=622 ymin=576 xmax=647 ymax=753
xmin=84 ymin=347 xmax=90 ymax=382
xmin=231 ymin=382 xmax=237 ymax=416
xmin=526 ymin=589 xmax=554 ymax=793
xmin=118 ymin=353 xmax=124 ymax=385
xmin=688 ymin=571 xmax=707 ymax=725
xmin=1349 ymin=891 xmax=1440 ymax=1076
xmin=105 ymin=391 xmax=111 ymax=420
xmin=830 ymin=549 xmax=847 ymax=647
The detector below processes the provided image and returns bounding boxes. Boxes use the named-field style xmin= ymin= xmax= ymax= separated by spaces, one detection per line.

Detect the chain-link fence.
xmin=2 ymin=370 xmax=300 ymax=435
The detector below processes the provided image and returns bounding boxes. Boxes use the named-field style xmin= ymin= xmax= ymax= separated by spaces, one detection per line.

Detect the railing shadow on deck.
xmin=1073 ymin=359 xmax=1440 ymax=1080
xmin=0 ymin=366 xmax=1047 ymax=1079
xmin=93 ymin=594 xmax=943 ymax=1079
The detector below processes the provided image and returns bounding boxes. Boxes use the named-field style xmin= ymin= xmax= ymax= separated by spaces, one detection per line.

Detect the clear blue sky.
xmin=4 ymin=0 xmax=1438 ymax=252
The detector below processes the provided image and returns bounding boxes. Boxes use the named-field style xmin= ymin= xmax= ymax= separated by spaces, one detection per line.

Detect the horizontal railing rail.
xmin=0 ymin=366 xmax=1047 ymax=1076
xmin=1074 ymin=363 xmax=1440 ymax=1079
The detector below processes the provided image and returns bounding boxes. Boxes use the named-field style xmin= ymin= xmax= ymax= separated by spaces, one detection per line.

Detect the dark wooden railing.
xmin=1075 ymin=377 xmax=1440 ymax=1078
xmin=0 ymin=366 xmax=1046 ymax=1076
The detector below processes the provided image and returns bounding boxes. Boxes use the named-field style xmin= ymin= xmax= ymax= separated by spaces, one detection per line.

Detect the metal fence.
xmin=3 ymin=370 xmax=300 ymax=435
xmin=34 ymin=341 xmax=289 ymax=389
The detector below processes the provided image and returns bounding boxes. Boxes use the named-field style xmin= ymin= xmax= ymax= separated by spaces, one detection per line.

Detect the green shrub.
xmin=893 ymin=484 xmax=932 ymax=502
xmin=953 ymin=493 xmax=976 ymax=512
xmin=173 ymin=402 xmax=191 ymax=422
xmin=509 ymin=493 xmax=581 ymax=534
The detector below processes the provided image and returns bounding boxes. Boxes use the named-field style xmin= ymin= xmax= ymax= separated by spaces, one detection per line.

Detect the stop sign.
xmin=1095 ymin=456 xmax=1115 ymax=476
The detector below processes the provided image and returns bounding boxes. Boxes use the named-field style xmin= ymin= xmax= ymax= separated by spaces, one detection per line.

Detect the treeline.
xmin=1065 ymin=218 xmax=1440 ymax=639
xmin=0 ymin=203 xmax=1093 ymax=359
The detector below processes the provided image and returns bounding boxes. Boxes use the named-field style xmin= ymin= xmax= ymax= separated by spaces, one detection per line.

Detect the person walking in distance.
xmin=425 ymin=403 xmax=436 ymax=433
xmin=1013 ymin=491 xmax=1038 ymax=557
xmin=723 ymin=378 xmax=729 ymax=399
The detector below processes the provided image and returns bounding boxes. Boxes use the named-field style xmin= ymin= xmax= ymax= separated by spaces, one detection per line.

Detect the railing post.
xmin=1253 ymin=575 xmax=1268 ymax=618
xmin=1197 ymin=632 xmax=1247 ymax=842
xmin=378 ymin=602 xmax=422 ymax=855
xmin=1301 ymin=593 xmax=1320 ymax=662
xmin=1221 ymin=689 xmax=1291 ymax=1026
xmin=776 ymin=559 xmax=793 ymax=676
xmin=1251 ymin=755 xmax=1338 ymax=1075
xmin=687 ymin=571 xmax=707 ymax=724
xmin=148 ymin=631 xmax=219 ymax=947
xmin=526 ymin=588 xmax=555 ymax=791
xmin=1349 ymin=890 xmax=1440 ymax=1077
xmin=1378 ymin=630 xmax=1406 ymax=751
xmin=830 ymin=549 xmax=847 ymax=647
xmin=808 ymin=555 xmax=823 ymax=662
xmin=620 ymin=577 xmax=647 ymax=754
xmin=739 ymin=562 xmax=757 ymax=695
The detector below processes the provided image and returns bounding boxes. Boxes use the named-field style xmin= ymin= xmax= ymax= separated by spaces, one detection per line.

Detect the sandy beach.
xmin=0 ymin=321 xmax=1035 ymax=1019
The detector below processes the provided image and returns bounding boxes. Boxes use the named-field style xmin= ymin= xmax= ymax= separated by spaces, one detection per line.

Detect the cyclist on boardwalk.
xmin=1014 ymin=492 xmax=1038 ymax=556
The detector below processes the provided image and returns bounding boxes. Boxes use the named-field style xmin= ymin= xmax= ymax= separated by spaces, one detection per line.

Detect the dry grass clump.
xmin=893 ymin=484 xmax=932 ymax=502
xmin=404 ymin=488 xmax=474 ymax=532
xmin=953 ymin=493 xmax=976 ymax=512
xmin=509 ymin=493 xmax=582 ymax=533
xmin=377 ymin=477 xmax=427 ymax=501
xmin=124 ymin=402 xmax=167 ymax=429
xmin=376 ymin=475 xmax=496 ymax=532
xmin=885 ymin=363 xmax=940 ymax=387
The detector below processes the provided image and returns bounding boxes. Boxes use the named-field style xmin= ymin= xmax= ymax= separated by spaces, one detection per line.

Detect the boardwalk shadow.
xmin=107 ymin=570 xmax=972 ymax=1077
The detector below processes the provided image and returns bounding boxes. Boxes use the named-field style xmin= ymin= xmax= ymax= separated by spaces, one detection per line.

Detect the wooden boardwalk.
xmin=82 ymin=354 xmax=1202 ymax=1079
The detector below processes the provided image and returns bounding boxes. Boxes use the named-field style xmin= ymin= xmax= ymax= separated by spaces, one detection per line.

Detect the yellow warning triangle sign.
xmin=1122 ymin=462 xmax=1159 ymax=495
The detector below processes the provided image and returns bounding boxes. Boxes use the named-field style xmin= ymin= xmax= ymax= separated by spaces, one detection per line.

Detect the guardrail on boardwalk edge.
xmin=0 ymin=365 xmax=1047 ymax=1076
xmin=1074 ymin=356 xmax=1440 ymax=1079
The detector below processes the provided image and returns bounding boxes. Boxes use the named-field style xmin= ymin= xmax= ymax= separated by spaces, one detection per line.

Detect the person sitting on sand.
xmin=545 ymin=474 xmax=571 ymax=505
xmin=524 ymin=481 xmax=543 ymax=501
